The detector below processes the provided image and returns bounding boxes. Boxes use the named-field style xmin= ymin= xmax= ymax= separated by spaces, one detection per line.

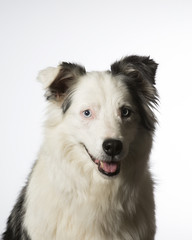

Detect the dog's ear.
xmin=111 ymin=55 xmax=158 ymax=131
xmin=38 ymin=62 xmax=86 ymax=101
xmin=111 ymin=55 xmax=157 ymax=85
xmin=110 ymin=55 xmax=158 ymax=105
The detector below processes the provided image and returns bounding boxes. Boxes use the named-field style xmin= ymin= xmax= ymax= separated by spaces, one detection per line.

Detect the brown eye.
xmin=121 ymin=107 xmax=132 ymax=118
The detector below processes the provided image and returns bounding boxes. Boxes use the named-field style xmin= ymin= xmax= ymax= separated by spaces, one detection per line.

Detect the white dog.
xmin=3 ymin=55 xmax=158 ymax=240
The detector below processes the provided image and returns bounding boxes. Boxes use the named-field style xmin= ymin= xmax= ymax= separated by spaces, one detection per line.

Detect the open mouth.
xmin=85 ymin=147 xmax=120 ymax=177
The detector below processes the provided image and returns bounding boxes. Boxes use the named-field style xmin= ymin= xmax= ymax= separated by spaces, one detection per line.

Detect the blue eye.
xmin=121 ymin=107 xmax=132 ymax=118
xmin=83 ymin=109 xmax=92 ymax=118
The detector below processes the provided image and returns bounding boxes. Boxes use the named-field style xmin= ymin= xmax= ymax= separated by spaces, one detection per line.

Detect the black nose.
xmin=102 ymin=139 xmax=123 ymax=157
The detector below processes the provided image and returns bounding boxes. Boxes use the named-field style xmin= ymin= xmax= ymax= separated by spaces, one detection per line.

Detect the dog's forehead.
xmin=74 ymin=71 xmax=131 ymax=104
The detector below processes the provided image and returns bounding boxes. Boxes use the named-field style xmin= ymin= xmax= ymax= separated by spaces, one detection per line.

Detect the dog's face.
xmin=66 ymin=72 xmax=139 ymax=177
xmin=38 ymin=56 xmax=158 ymax=178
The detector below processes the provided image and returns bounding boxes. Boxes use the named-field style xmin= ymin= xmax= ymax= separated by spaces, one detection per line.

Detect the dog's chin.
xmin=84 ymin=147 xmax=121 ymax=177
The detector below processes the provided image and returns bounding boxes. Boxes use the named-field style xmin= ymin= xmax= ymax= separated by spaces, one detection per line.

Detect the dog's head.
xmin=38 ymin=56 xmax=158 ymax=179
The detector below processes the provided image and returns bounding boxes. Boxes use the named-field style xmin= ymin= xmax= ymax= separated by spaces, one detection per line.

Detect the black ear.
xmin=110 ymin=55 xmax=158 ymax=104
xmin=39 ymin=62 xmax=86 ymax=101
xmin=111 ymin=55 xmax=158 ymax=85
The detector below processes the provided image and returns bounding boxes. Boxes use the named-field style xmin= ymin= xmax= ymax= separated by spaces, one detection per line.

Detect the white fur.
xmin=24 ymin=71 xmax=155 ymax=240
xmin=37 ymin=66 xmax=60 ymax=88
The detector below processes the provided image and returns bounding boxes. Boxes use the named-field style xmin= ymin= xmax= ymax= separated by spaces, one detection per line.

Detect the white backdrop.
xmin=0 ymin=0 xmax=192 ymax=239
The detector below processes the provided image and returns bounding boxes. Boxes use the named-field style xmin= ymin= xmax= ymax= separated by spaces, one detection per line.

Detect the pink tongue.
xmin=101 ymin=162 xmax=118 ymax=173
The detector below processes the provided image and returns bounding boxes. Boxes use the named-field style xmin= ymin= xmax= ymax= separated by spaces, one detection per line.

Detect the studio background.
xmin=0 ymin=0 xmax=192 ymax=239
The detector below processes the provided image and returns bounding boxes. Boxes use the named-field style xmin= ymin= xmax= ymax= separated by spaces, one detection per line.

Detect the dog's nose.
xmin=102 ymin=139 xmax=123 ymax=157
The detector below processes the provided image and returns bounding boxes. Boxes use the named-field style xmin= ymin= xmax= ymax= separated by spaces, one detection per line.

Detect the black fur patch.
xmin=2 ymin=186 xmax=31 ymax=240
xmin=111 ymin=55 xmax=159 ymax=131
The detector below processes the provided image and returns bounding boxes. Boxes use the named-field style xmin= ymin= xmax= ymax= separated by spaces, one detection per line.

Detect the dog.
xmin=2 ymin=55 xmax=158 ymax=240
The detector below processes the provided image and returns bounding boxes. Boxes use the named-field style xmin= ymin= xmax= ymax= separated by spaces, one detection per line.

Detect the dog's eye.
xmin=121 ymin=107 xmax=132 ymax=118
xmin=83 ymin=109 xmax=92 ymax=118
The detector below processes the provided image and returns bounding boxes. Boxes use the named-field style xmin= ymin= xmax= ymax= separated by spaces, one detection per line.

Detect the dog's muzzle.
xmin=85 ymin=139 xmax=123 ymax=177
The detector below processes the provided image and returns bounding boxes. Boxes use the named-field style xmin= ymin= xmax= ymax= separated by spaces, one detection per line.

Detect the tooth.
xmin=100 ymin=161 xmax=103 ymax=168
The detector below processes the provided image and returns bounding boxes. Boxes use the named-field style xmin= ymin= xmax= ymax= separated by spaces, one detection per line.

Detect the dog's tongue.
xmin=100 ymin=161 xmax=118 ymax=173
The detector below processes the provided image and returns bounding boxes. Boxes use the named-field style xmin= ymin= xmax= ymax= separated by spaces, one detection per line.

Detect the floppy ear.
xmin=38 ymin=62 xmax=86 ymax=101
xmin=111 ymin=55 xmax=159 ymax=131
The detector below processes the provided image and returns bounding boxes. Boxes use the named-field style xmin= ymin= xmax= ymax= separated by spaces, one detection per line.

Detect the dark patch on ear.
xmin=46 ymin=62 xmax=86 ymax=101
xmin=111 ymin=55 xmax=159 ymax=131
xmin=111 ymin=55 xmax=158 ymax=84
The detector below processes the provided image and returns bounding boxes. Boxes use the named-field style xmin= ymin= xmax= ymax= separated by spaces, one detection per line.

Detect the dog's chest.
xmin=24 ymin=160 xmax=134 ymax=240
xmin=25 ymin=185 xmax=133 ymax=240
xmin=51 ymin=204 xmax=132 ymax=240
